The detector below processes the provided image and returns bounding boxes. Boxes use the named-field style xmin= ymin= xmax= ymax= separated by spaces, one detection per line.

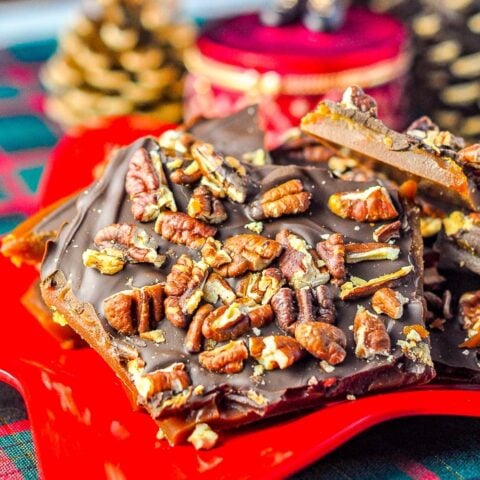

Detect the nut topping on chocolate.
xmin=125 ymin=147 xmax=176 ymax=222
xmin=340 ymin=266 xmax=413 ymax=301
xmin=185 ymin=304 xmax=214 ymax=353
xmin=328 ymin=186 xmax=399 ymax=222
xmin=345 ymin=242 xmax=400 ymax=263
xmin=341 ymin=85 xmax=378 ymax=117
xmin=295 ymin=321 xmax=347 ymax=365
xmin=236 ymin=268 xmax=285 ymax=305
xmin=457 ymin=291 xmax=480 ymax=348
xmin=247 ymin=179 xmax=311 ymax=220
xmin=155 ymin=211 xmax=217 ymax=249
xmin=316 ymin=285 xmax=336 ymax=324
xmin=271 ymin=288 xmax=297 ymax=335
xmin=187 ymin=185 xmax=228 ymax=224
xmin=277 ymin=229 xmax=329 ymax=289
xmin=158 ymin=129 xmax=195 ymax=154
xmin=202 ymin=234 xmax=283 ymax=278
xmin=103 ymin=283 xmax=165 ymax=335
xmin=199 ymin=340 xmax=249 ymax=374
xmin=164 ymin=255 xmax=209 ymax=328
xmin=191 ymin=142 xmax=248 ymax=203
xmin=83 ymin=223 xmax=165 ymax=274
xmin=371 ymin=288 xmax=408 ymax=320
xmin=316 ymin=233 xmax=346 ymax=284
xmin=353 ymin=307 xmax=391 ymax=360
xmin=249 ymin=336 xmax=304 ymax=370
xmin=203 ymin=273 xmax=236 ymax=305
xmin=170 ymin=162 xmax=202 ymax=186
xmin=372 ymin=221 xmax=401 ymax=243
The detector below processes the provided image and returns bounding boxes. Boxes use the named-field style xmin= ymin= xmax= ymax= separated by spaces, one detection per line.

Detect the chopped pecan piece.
xmin=164 ymin=256 xmax=209 ymax=328
xmin=199 ymin=340 xmax=248 ymax=374
xmin=420 ymin=216 xmax=442 ymax=238
xmin=249 ymin=335 xmax=304 ymax=370
xmin=316 ymin=285 xmax=336 ymax=324
xmin=187 ymin=423 xmax=218 ymax=451
xmin=458 ymin=291 xmax=480 ymax=345
xmin=103 ymin=283 xmax=165 ymax=335
xmin=170 ymin=162 xmax=202 ymax=186
xmin=328 ymin=186 xmax=398 ymax=222
xmin=155 ymin=211 xmax=217 ymax=249
xmin=403 ymin=324 xmax=429 ymax=340
xmin=316 ymin=233 xmax=345 ymax=283
xmin=236 ymin=268 xmax=285 ymax=305
xmin=277 ymin=229 xmax=329 ymax=289
xmin=247 ymin=179 xmax=311 ymax=220
xmin=185 ymin=304 xmax=213 ymax=353
xmin=187 ymin=185 xmax=228 ymax=224
xmin=397 ymin=326 xmax=433 ymax=366
xmin=125 ymin=147 xmax=176 ymax=222
xmin=295 ymin=321 xmax=347 ymax=365
xmin=82 ymin=248 xmax=125 ymax=275
xmin=191 ymin=142 xmax=248 ymax=203
xmin=271 ymin=288 xmax=297 ymax=335
xmin=202 ymin=234 xmax=282 ymax=278
xmin=371 ymin=288 xmax=408 ymax=319
xmin=203 ymin=273 xmax=236 ymax=305
xmin=158 ymin=129 xmax=195 ymax=154
xmin=128 ymin=360 xmax=191 ymax=400
xmin=340 ymin=266 xmax=413 ymax=300
xmin=248 ymin=303 xmax=274 ymax=329
xmin=372 ymin=221 xmax=401 ymax=243
xmin=457 ymin=143 xmax=480 ymax=164
xmin=353 ymin=307 xmax=391 ymax=359
xmin=341 ymin=85 xmax=378 ymax=117
xmin=345 ymin=242 xmax=400 ymax=263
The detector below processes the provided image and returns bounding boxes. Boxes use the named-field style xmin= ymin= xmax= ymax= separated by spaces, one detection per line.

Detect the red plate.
xmin=2 ymin=116 xmax=480 ymax=480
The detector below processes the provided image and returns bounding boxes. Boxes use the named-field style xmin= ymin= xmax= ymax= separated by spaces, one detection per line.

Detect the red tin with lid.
xmin=184 ymin=7 xmax=411 ymax=147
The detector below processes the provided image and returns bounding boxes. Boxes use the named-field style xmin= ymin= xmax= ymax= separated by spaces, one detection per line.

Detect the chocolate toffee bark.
xmin=301 ymin=86 xmax=480 ymax=211
xmin=1 ymin=194 xmax=78 ymax=268
xmin=39 ymin=130 xmax=434 ymax=447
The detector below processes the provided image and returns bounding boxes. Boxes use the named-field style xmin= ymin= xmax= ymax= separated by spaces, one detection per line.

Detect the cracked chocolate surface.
xmin=40 ymin=133 xmax=434 ymax=424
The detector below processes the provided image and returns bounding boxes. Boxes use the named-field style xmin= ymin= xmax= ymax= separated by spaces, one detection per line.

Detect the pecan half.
xmin=164 ymin=255 xmax=209 ymax=328
xmin=247 ymin=179 xmax=311 ymax=220
xmin=103 ymin=283 xmax=165 ymax=335
xmin=202 ymin=234 xmax=282 ymax=278
xmin=236 ymin=268 xmax=285 ymax=305
xmin=191 ymin=142 xmax=248 ymax=203
xmin=372 ymin=221 xmax=401 ymax=243
xmin=341 ymin=85 xmax=378 ymax=117
xmin=295 ymin=321 xmax=347 ymax=365
xmin=155 ymin=211 xmax=217 ymax=249
xmin=185 ymin=304 xmax=213 ymax=353
xmin=125 ymin=147 xmax=176 ymax=222
xmin=277 ymin=229 xmax=329 ymax=289
xmin=297 ymin=287 xmax=316 ymax=324
xmin=328 ymin=186 xmax=398 ymax=222
xmin=271 ymin=288 xmax=297 ymax=334
xmin=128 ymin=360 xmax=191 ymax=399
xmin=203 ymin=272 xmax=236 ymax=305
xmin=199 ymin=340 xmax=248 ymax=374
xmin=187 ymin=185 xmax=228 ymax=224
xmin=353 ymin=307 xmax=391 ymax=359
xmin=249 ymin=335 xmax=304 ymax=370
xmin=316 ymin=233 xmax=345 ymax=283
xmin=316 ymin=285 xmax=336 ymax=324
xmin=345 ymin=242 xmax=400 ymax=263
xmin=340 ymin=266 xmax=413 ymax=300
xmin=371 ymin=288 xmax=408 ymax=319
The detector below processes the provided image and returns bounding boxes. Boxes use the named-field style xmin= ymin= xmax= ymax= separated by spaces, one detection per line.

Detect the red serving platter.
xmin=1 ymin=116 xmax=480 ymax=480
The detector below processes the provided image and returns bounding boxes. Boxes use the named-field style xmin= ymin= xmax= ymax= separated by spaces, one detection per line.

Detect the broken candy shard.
xmin=301 ymin=90 xmax=480 ymax=211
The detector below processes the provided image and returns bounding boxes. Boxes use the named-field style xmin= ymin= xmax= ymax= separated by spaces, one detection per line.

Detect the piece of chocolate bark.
xmin=301 ymin=86 xmax=480 ymax=211
xmin=39 ymin=131 xmax=434 ymax=447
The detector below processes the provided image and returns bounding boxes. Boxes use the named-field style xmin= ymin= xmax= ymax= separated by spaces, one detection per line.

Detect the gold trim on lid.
xmin=184 ymin=47 xmax=412 ymax=96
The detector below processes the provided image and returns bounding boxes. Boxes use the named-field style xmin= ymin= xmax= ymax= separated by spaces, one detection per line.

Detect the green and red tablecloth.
xmin=1 ymin=40 xmax=480 ymax=480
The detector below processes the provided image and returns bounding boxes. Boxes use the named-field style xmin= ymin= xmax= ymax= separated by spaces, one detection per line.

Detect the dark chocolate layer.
xmin=41 ymin=135 xmax=433 ymax=422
